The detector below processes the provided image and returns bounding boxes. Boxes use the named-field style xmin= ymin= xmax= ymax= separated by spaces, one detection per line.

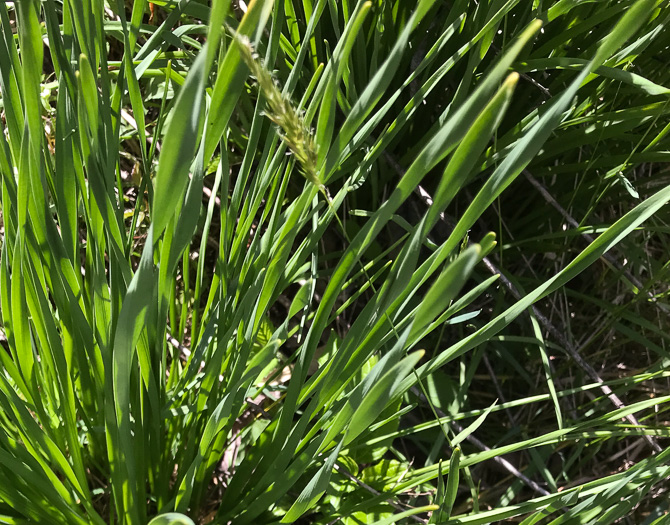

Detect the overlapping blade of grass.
xmin=1 ymin=3 xmax=111 ymax=524
xmin=395 ymin=394 xmax=670 ymax=490
xmin=410 ymin=182 xmax=670 ymax=384
xmin=296 ymin=75 xmax=521 ymax=419
xmin=210 ymin=1 xmax=668 ymax=520
xmin=298 ymin=19 xmax=541 ymax=396
xmin=203 ymin=0 xmax=274 ymax=161
xmin=151 ymin=49 xmax=207 ymax=237
xmin=212 ymin=24 xmax=538 ymax=522
xmin=313 ymin=1 xmax=371 ymax=157
xmin=0 ymin=0 xmax=667 ymax=524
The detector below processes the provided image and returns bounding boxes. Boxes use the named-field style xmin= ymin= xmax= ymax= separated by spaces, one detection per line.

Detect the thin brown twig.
xmin=387 ymin=151 xmax=663 ymax=454
xmin=523 ymin=170 xmax=669 ymax=314
xmin=409 ymin=386 xmax=552 ymax=497
xmin=479 ymin=255 xmax=662 ymax=454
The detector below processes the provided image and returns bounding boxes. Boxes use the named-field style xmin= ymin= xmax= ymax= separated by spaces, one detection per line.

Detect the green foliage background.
xmin=0 ymin=0 xmax=668 ymax=523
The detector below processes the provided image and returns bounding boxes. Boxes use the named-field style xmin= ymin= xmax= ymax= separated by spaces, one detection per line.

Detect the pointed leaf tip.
xmin=504 ymin=72 xmax=520 ymax=88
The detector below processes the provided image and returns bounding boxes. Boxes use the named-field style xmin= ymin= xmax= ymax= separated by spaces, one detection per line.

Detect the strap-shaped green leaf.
xmin=152 ymin=46 xmax=207 ymax=237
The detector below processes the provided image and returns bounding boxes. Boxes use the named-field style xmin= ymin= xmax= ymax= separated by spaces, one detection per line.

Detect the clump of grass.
xmin=0 ymin=1 xmax=668 ymax=524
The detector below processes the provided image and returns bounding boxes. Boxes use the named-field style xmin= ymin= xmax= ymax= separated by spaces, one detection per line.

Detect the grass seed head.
xmin=232 ymin=31 xmax=321 ymax=188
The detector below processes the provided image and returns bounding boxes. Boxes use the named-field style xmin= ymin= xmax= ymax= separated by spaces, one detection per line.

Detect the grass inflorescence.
xmin=0 ymin=1 xmax=668 ymax=524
